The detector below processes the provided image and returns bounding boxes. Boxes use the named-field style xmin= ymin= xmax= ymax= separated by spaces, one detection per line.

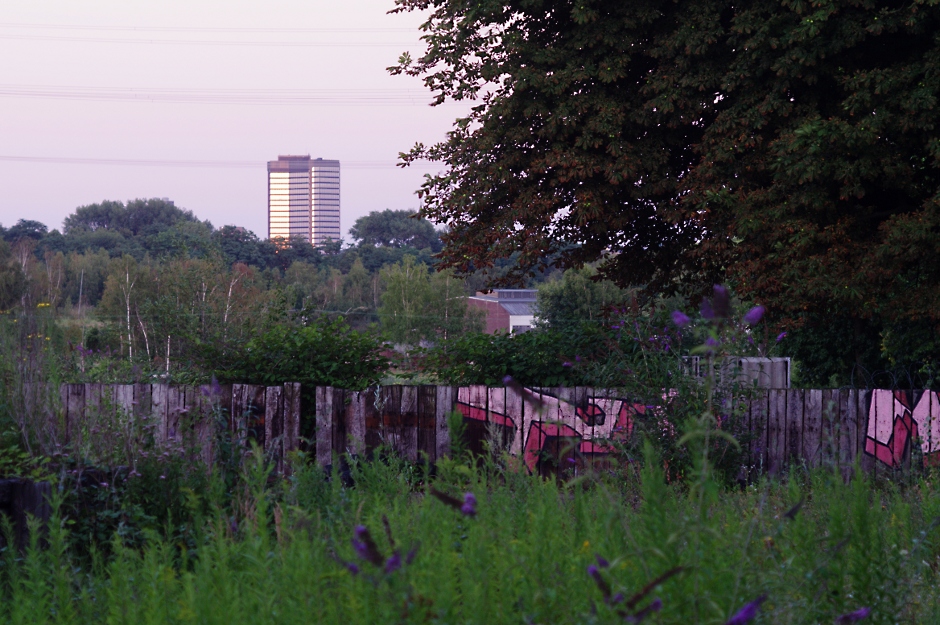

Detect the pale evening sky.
xmin=0 ymin=0 xmax=466 ymax=241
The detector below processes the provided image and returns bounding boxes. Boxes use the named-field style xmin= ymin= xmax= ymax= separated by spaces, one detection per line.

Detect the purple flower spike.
xmin=352 ymin=525 xmax=384 ymax=566
xmin=595 ymin=554 xmax=610 ymax=568
xmin=587 ymin=564 xmax=612 ymax=599
xmin=461 ymin=492 xmax=477 ymax=517
xmin=384 ymin=551 xmax=402 ymax=574
xmin=671 ymin=310 xmax=691 ymax=327
xmin=725 ymin=595 xmax=767 ymax=625
xmin=628 ymin=598 xmax=663 ymax=623
xmin=502 ymin=375 xmax=513 ymax=386
xmin=562 ymin=361 xmax=572 ymax=367
xmin=836 ymin=607 xmax=871 ymax=623
xmin=352 ymin=538 xmax=369 ymax=561
xmin=743 ymin=306 xmax=765 ymax=326
xmin=346 ymin=562 xmax=360 ymax=575
xmin=776 ymin=331 xmax=787 ymax=343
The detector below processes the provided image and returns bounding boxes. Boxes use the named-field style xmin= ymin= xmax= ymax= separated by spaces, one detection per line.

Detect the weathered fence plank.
xmin=435 ymin=386 xmax=454 ymax=460
xmin=803 ymin=390 xmax=822 ymax=467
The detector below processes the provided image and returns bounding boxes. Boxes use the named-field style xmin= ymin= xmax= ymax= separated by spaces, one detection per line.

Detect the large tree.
xmin=350 ymin=209 xmax=442 ymax=250
xmin=391 ymin=0 xmax=940 ymax=334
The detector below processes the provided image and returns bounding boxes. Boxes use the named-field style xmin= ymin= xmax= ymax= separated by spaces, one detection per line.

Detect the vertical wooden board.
xmin=785 ymin=389 xmax=804 ymax=468
xmin=486 ymin=386 xmax=507 ymax=455
xmin=749 ymin=391 xmax=769 ymax=473
xmin=57 ymin=384 xmax=69 ymax=448
xmin=835 ymin=390 xmax=852 ymax=473
xmin=803 ymin=390 xmax=822 ymax=468
xmin=284 ymin=383 xmax=301 ymax=456
xmin=151 ymin=384 xmax=169 ymax=446
xmin=330 ymin=388 xmax=347 ymax=459
xmin=542 ymin=388 xmax=562 ymax=477
xmin=264 ymin=386 xmax=283 ymax=471
xmin=417 ymin=385 xmax=437 ymax=463
xmin=65 ymin=384 xmax=85 ymax=447
xmin=264 ymin=386 xmax=280 ymax=453
xmin=820 ymin=390 xmax=835 ymax=468
xmin=133 ymin=383 xmax=151 ymax=423
xmin=435 ymin=386 xmax=454 ymax=460
xmin=767 ymin=390 xmax=787 ymax=475
xmin=378 ymin=386 xmax=401 ymax=453
xmin=246 ymin=385 xmax=266 ymax=449
xmin=363 ymin=386 xmax=383 ymax=454
xmin=400 ymin=386 xmax=419 ymax=462
xmin=505 ymin=383 xmax=525 ymax=457
xmin=194 ymin=388 xmax=216 ymax=468
xmin=346 ymin=390 xmax=367 ymax=457
xmin=315 ymin=387 xmax=333 ymax=466
xmin=83 ymin=383 xmax=102 ymax=458
xmin=859 ymin=390 xmax=875 ymax=474
xmin=846 ymin=390 xmax=861 ymax=467
xmin=114 ymin=385 xmax=134 ymax=419
xmin=230 ymin=384 xmax=247 ymax=439
xmin=164 ymin=386 xmax=186 ymax=446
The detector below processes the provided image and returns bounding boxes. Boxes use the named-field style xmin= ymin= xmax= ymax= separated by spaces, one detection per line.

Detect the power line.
xmin=0 ymin=22 xmax=417 ymax=34
xmin=0 ymin=84 xmax=444 ymax=106
xmin=0 ymin=33 xmax=418 ymax=47
xmin=0 ymin=155 xmax=439 ymax=170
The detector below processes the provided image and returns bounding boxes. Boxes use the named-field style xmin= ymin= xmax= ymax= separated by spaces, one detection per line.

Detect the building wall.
xmin=467 ymin=298 xmax=510 ymax=334
xmin=311 ymin=159 xmax=340 ymax=245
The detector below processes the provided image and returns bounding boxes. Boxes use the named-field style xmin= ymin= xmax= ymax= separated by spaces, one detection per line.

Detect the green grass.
xmin=3 ymin=451 xmax=940 ymax=624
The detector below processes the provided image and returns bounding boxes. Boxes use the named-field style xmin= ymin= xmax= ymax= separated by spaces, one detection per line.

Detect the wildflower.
xmin=503 ymin=375 xmax=513 ymax=385
xmin=725 ymin=595 xmax=767 ymax=625
xmin=159 ymin=475 xmax=166 ymax=480
xmin=345 ymin=562 xmax=360 ymax=575
xmin=671 ymin=310 xmax=691 ymax=327
xmin=587 ymin=564 xmax=611 ymax=597
xmin=776 ymin=331 xmax=787 ymax=342
xmin=99 ymin=481 xmax=109 ymax=488
xmin=627 ymin=598 xmax=662 ymax=623
xmin=562 ymin=361 xmax=572 ymax=367
xmin=384 ymin=552 xmax=402 ymax=574
xmin=595 ymin=554 xmax=610 ymax=568
xmin=352 ymin=525 xmax=385 ymax=566
xmin=836 ymin=607 xmax=871 ymax=623
xmin=742 ymin=306 xmax=765 ymax=325
xmin=461 ymin=492 xmax=477 ymax=517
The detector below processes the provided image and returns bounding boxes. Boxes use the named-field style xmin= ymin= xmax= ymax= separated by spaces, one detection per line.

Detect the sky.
xmin=0 ymin=0 xmax=467 ymax=241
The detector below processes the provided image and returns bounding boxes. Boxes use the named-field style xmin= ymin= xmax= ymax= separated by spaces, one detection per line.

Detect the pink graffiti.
xmin=455 ymin=386 xmax=650 ymax=472
xmin=865 ymin=390 xmax=940 ymax=467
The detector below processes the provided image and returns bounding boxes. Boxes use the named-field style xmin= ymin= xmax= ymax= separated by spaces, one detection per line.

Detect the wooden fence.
xmin=52 ymin=384 xmax=940 ymax=475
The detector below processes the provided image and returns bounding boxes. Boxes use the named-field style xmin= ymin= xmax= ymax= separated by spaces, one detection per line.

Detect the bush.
xmin=222 ymin=315 xmax=388 ymax=390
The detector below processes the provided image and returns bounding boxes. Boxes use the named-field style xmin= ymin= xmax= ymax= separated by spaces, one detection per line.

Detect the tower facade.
xmin=267 ymin=155 xmax=340 ymax=245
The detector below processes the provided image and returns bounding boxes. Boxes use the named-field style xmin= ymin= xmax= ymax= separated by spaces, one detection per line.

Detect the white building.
xmin=267 ymin=155 xmax=340 ymax=245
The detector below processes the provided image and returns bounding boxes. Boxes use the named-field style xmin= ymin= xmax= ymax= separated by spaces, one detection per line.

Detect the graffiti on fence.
xmin=865 ymin=390 xmax=940 ymax=467
xmin=455 ymin=387 xmax=650 ymax=472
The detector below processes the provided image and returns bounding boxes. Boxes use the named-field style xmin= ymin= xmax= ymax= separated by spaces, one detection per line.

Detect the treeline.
xmin=0 ymin=199 xmax=524 ymax=388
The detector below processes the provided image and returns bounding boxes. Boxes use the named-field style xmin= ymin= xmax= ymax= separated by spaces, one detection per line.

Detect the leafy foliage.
xmin=391 ymin=0 xmax=940 ymax=360
xmin=349 ymin=209 xmax=442 ymax=251
xmin=223 ymin=316 xmax=388 ymax=390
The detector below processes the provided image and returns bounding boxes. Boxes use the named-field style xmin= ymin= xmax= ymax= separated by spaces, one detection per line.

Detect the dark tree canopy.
xmin=3 ymin=219 xmax=48 ymax=243
xmin=391 ymin=0 xmax=940 ymax=329
xmin=349 ymin=209 xmax=442 ymax=251
xmin=63 ymin=198 xmax=206 ymax=238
